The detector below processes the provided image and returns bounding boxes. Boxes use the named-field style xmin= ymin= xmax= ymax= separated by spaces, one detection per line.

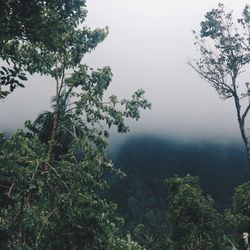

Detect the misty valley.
xmin=106 ymin=135 xmax=250 ymax=248
xmin=1 ymin=1 xmax=250 ymax=250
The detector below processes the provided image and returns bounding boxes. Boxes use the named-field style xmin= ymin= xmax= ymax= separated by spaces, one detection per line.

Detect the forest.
xmin=0 ymin=1 xmax=250 ymax=249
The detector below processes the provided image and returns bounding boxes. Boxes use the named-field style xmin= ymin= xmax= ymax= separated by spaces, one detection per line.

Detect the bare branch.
xmin=188 ymin=61 xmax=234 ymax=99
xmin=242 ymin=103 xmax=250 ymax=123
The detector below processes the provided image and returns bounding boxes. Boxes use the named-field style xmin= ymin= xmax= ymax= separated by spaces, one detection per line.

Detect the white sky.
xmin=0 ymin=0 xmax=249 ymax=142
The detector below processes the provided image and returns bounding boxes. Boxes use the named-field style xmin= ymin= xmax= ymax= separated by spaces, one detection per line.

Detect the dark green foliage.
xmin=0 ymin=0 xmax=86 ymax=42
xmin=229 ymin=181 xmax=250 ymax=246
xmin=164 ymin=175 xmax=250 ymax=249
xmin=108 ymin=135 xmax=250 ymax=249
xmin=232 ymin=181 xmax=250 ymax=220
xmin=0 ymin=0 xmax=151 ymax=249
xmin=0 ymin=56 xmax=148 ymax=250
xmin=110 ymin=135 xmax=248 ymax=206
xmin=0 ymin=65 xmax=27 ymax=98
xmin=0 ymin=0 xmax=81 ymax=95
xmin=0 ymin=0 xmax=106 ymax=98
xmin=0 ymin=131 xmax=122 ymax=249
xmin=2 ymin=1 xmax=250 ymax=249
xmin=0 ymin=71 xmax=150 ymax=248
xmin=165 ymin=175 xmax=229 ymax=250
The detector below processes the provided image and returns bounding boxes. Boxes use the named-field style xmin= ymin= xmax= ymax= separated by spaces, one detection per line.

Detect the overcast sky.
xmin=0 ymin=0 xmax=250 ymax=142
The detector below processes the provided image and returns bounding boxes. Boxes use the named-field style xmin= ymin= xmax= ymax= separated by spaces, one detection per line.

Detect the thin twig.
xmin=7 ymin=183 xmax=15 ymax=197
xmin=0 ymin=184 xmax=10 ymax=189
xmin=242 ymin=103 xmax=250 ymax=123
xmin=36 ymin=207 xmax=58 ymax=242
xmin=36 ymin=192 xmax=71 ymax=245
xmin=44 ymin=162 xmax=70 ymax=193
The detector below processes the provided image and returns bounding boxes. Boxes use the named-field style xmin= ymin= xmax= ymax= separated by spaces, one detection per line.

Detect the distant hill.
xmin=108 ymin=134 xmax=250 ymax=237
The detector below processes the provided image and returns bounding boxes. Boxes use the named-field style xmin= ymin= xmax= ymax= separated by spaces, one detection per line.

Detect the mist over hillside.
xmin=107 ymin=134 xmax=250 ymax=237
xmin=110 ymin=135 xmax=249 ymax=204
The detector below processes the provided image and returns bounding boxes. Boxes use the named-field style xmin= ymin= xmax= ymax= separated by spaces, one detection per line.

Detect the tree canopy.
xmin=190 ymin=4 xmax=250 ymax=165
xmin=0 ymin=1 xmax=151 ymax=249
xmin=0 ymin=0 xmax=99 ymax=98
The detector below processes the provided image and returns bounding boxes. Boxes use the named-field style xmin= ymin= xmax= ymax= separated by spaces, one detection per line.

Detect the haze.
xmin=0 ymin=0 xmax=249 ymax=142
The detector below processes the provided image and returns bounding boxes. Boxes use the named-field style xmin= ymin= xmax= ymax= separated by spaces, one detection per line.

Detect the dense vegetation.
xmin=0 ymin=0 xmax=150 ymax=249
xmin=109 ymin=135 xmax=250 ymax=249
xmin=0 ymin=1 xmax=250 ymax=250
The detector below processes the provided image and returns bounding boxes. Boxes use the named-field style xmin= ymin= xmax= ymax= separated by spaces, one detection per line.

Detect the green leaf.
xmin=18 ymin=75 xmax=28 ymax=81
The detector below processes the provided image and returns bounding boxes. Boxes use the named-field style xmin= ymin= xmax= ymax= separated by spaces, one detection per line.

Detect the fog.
xmin=0 ymin=0 xmax=250 ymax=143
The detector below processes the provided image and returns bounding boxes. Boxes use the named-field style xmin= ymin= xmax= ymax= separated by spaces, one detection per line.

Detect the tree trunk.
xmin=47 ymin=64 xmax=60 ymax=209
xmin=238 ymin=117 xmax=250 ymax=165
xmin=233 ymin=93 xmax=250 ymax=166
xmin=48 ymin=66 xmax=60 ymax=161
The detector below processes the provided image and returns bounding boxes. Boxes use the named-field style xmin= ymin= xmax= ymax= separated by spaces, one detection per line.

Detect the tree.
xmin=189 ymin=4 xmax=250 ymax=165
xmin=0 ymin=0 xmax=88 ymax=98
xmin=0 ymin=129 xmax=145 ymax=249
xmin=165 ymin=175 xmax=229 ymax=250
xmin=0 ymin=0 xmax=151 ymax=249
xmin=229 ymin=181 xmax=250 ymax=249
